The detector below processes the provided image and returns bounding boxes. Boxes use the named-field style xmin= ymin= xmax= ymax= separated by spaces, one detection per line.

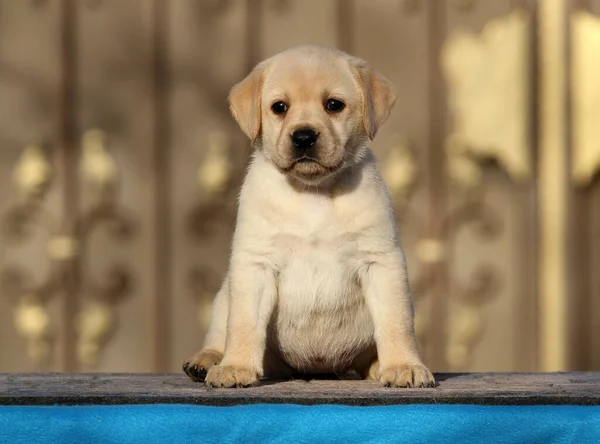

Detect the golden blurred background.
xmin=0 ymin=0 xmax=598 ymax=374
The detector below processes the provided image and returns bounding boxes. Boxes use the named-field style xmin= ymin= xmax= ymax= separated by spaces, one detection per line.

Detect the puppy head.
xmin=229 ymin=46 xmax=396 ymax=184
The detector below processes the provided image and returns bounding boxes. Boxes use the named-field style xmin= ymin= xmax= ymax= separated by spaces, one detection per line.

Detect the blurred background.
xmin=0 ymin=0 xmax=598 ymax=374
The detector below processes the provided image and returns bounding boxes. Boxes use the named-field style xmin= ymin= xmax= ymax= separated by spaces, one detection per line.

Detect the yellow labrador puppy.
xmin=183 ymin=45 xmax=434 ymax=389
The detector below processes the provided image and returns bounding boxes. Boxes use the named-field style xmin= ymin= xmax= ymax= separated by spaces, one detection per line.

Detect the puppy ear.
xmin=350 ymin=58 xmax=397 ymax=140
xmin=228 ymin=64 xmax=265 ymax=142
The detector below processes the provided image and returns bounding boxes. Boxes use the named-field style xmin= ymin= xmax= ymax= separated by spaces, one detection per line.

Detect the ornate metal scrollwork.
xmin=75 ymin=129 xmax=136 ymax=367
xmin=402 ymin=197 xmax=503 ymax=369
xmin=434 ymin=10 xmax=527 ymax=368
xmin=2 ymin=142 xmax=58 ymax=367
xmin=188 ymin=130 xmax=237 ymax=326
xmin=571 ymin=10 xmax=600 ymax=187
xmin=442 ymin=9 xmax=532 ymax=189
xmin=2 ymin=129 xmax=136 ymax=368
xmin=442 ymin=201 xmax=503 ymax=369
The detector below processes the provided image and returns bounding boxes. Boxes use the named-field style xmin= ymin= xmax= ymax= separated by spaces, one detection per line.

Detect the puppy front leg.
xmin=183 ymin=276 xmax=229 ymax=382
xmin=361 ymin=251 xmax=435 ymax=388
xmin=204 ymin=258 xmax=277 ymax=388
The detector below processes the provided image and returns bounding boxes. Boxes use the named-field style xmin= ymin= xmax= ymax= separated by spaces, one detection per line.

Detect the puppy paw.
xmin=183 ymin=349 xmax=223 ymax=383
xmin=379 ymin=364 xmax=435 ymax=388
xmin=205 ymin=365 xmax=259 ymax=388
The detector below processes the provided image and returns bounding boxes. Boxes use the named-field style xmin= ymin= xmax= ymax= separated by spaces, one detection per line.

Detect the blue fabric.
xmin=1 ymin=404 xmax=600 ymax=444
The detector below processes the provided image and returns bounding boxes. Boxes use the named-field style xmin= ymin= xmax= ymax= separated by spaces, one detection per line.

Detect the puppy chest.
xmin=277 ymin=253 xmax=358 ymax=308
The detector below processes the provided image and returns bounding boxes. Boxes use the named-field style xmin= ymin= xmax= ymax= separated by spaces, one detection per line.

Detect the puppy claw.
xmin=183 ymin=349 xmax=223 ymax=383
xmin=379 ymin=364 xmax=435 ymax=388
xmin=205 ymin=365 xmax=259 ymax=388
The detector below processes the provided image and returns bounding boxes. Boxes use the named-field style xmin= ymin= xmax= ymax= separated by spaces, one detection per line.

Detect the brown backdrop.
xmin=0 ymin=0 xmax=598 ymax=374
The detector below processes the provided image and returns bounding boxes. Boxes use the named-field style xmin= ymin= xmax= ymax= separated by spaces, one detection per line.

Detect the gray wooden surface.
xmin=1 ymin=372 xmax=599 ymax=406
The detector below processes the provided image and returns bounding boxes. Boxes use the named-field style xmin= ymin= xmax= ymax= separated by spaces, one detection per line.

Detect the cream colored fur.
xmin=183 ymin=45 xmax=434 ymax=388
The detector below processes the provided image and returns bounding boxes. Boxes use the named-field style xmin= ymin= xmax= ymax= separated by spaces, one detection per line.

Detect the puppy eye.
xmin=325 ymin=99 xmax=345 ymax=113
xmin=271 ymin=101 xmax=288 ymax=115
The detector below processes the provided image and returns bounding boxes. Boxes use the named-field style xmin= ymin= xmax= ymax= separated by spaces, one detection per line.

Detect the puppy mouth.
xmin=293 ymin=155 xmax=320 ymax=165
xmin=281 ymin=156 xmax=344 ymax=178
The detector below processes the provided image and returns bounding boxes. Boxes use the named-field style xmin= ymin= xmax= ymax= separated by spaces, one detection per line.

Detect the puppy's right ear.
xmin=228 ymin=64 xmax=265 ymax=143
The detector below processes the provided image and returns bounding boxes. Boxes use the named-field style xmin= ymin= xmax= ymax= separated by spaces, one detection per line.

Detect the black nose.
xmin=291 ymin=128 xmax=319 ymax=151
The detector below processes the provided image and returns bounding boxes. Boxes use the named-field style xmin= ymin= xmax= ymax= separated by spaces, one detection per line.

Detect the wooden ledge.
xmin=1 ymin=372 xmax=599 ymax=406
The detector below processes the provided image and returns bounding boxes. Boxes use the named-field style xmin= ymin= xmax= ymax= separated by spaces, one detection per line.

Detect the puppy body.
xmin=184 ymin=46 xmax=434 ymax=388
xmin=237 ymin=151 xmax=379 ymax=376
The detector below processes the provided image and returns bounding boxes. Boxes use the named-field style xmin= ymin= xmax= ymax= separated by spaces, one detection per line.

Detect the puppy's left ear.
xmin=350 ymin=58 xmax=397 ymax=140
xmin=228 ymin=63 xmax=265 ymax=143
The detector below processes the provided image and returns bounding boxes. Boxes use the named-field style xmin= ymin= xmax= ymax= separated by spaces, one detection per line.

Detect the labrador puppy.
xmin=183 ymin=45 xmax=434 ymax=388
